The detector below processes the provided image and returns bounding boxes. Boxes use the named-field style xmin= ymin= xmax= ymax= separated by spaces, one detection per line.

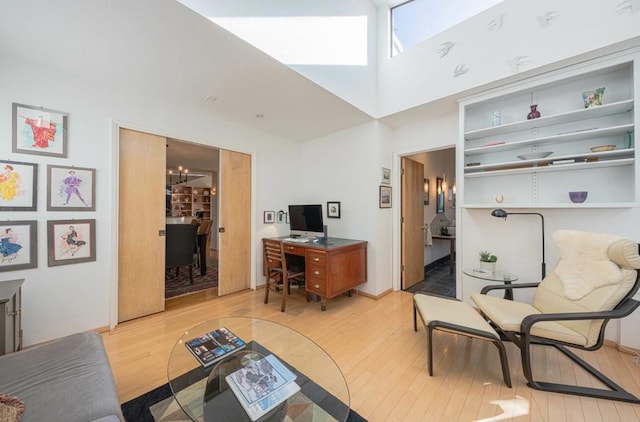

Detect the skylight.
xmin=391 ymin=0 xmax=504 ymax=57
xmin=210 ymin=16 xmax=368 ymax=66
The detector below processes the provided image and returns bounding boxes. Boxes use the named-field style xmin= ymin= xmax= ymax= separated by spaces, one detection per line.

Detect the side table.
xmin=463 ymin=268 xmax=518 ymax=300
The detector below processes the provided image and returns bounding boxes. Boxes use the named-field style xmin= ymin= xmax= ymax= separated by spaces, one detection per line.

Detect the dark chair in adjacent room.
xmin=165 ymin=223 xmax=198 ymax=284
xmin=471 ymin=230 xmax=640 ymax=403
xmin=263 ymin=239 xmax=306 ymax=312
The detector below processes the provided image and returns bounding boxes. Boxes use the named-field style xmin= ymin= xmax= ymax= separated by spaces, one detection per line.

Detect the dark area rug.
xmin=165 ymin=256 xmax=218 ymax=299
xmin=122 ymin=382 xmax=367 ymax=422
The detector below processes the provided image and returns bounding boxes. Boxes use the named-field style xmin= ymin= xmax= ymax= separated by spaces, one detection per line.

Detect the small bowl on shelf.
xmin=590 ymin=145 xmax=615 ymax=153
xmin=569 ymin=191 xmax=588 ymax=203
xmin=517 ymin=151 xmax=553 ymax=160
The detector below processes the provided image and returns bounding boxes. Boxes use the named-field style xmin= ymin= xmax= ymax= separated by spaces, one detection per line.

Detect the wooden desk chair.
xmin=263 ymin=239 xmax=305 ymax=312
xmin=195 ymin=219 xmax=213 ymax=268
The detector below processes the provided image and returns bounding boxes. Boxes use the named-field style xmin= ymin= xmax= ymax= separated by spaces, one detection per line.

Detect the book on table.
xmin=225 ymin=354 xmax=301 ymax=421
xmin=184 ymin=327 xmax=246 ymax=367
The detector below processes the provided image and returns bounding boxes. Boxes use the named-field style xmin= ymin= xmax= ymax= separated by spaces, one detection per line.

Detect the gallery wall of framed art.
xmin=1 ymin=103 xmax=99 ymax=271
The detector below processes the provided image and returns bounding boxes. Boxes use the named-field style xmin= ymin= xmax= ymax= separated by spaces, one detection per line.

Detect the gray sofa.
xmin=0 ymin=331 xmax=123 ymax=422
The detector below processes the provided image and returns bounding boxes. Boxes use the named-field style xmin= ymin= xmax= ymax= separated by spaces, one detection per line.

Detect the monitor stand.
xmin=289 ymin=234 xmax=301 ymax=238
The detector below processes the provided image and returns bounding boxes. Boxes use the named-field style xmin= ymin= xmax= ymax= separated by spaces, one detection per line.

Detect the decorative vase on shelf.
xmin=527 ymin=104 xmax=541 ymax=120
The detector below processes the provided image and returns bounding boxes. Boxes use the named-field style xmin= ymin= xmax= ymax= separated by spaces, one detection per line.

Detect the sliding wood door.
xmin=118 ymin=128 xmax=166 ymax=322
xmin=218 ymin=149 xmax=251 ymax=295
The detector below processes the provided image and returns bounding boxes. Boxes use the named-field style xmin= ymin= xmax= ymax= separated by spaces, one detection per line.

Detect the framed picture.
xmin=276 ymin=210 xmax=288 ymax=224
xmin=47 ymin=165 xmax=96 ymax=211
xmin=327 ymin=201 xmax=341 ymax=218
xmin=379 ymin=186 xmax=392 ymax=208
xmin=47 ymin=219 xmax=96 ymax=267
xmin=12 ymin=103 xmax=68 ymax=158
xmin=436 ymin=177 xmax=444 ymax=214
xmin=381 ymin=167 xmax=391 ymax=185
xmin=0 ymin=160 xmax=38 ymax=211
xmin=423 ymin=178 xmax=430 ymax=205
xmin=0 ymin=220 xmax=37 ymax=272
xmin=263 ymin=211 xmax=275 ymax=224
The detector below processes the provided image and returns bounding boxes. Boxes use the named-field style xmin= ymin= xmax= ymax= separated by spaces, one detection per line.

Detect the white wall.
xmin=0 ymin=58 xmax=298 ymax=346
xmin=293 ymin=121 xmax=393 ymax=295
xmin=377 ymin=0 xmax=640 ymax=117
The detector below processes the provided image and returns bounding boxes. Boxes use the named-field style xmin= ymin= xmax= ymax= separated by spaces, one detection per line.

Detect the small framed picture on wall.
xmin=0 ymin=159 xmax=38 ymax=211
xmin=12 ymin=103 xmax=68 ymax=158
xmin=379 ymin=186 xmax=392 ymax=208
xmin=263 ymin=211 xmax=275 ymax=224
xmin=47 ymin=219 xmax=96 ymax=267
xmin=0 ymin=220 xmax=37 ymax=272
xmin=47 ymin=165 xmax=96 ymax=211
xmin=327 ymin=201 xmax=341 ymax=218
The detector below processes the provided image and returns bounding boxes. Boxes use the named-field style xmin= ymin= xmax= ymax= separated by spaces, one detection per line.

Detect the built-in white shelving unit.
xmin=458 ymin=57 xmax=637 ymax=208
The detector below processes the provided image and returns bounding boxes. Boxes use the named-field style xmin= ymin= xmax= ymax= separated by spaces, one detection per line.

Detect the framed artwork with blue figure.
xmin=47 ymin=165 xmax=96 ymax=211
xmin=0 ymin=220 xmax=37 ymax=272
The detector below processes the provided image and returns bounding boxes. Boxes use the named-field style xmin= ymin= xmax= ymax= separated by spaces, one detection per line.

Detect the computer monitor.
xmin=288 ymin=204 xmax=324 ymax=238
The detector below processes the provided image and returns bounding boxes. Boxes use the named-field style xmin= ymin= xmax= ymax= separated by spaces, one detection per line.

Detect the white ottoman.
xmin=413 ymin=292 xmax=512 ymax=387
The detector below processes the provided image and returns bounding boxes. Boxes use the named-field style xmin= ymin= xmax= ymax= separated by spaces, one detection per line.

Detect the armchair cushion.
xmin=553 ymin=230 xmax=623 ymax=300
xmin=471 ymin=293 xmax=588 ymax=345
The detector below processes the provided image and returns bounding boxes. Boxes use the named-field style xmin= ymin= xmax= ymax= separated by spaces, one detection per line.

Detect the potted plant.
xmin=478 ymin=250 xmax=497 ymax=273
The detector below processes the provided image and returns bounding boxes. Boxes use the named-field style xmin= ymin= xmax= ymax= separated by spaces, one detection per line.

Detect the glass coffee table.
xmin=463 ymin=268 xmax=518 ymax=300
xmin=167 ymin=317 xmax=350 ymax=421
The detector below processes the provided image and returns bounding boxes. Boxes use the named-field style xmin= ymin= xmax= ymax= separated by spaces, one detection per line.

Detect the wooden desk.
xmin=432 ymin=235 xmax=455 ymax=275
xmin=264 ymin=237 xmax=367 ymax=311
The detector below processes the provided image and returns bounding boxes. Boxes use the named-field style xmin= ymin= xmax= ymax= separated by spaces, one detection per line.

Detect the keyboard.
xmin=283 ymin=237 xmax=310 ymax=243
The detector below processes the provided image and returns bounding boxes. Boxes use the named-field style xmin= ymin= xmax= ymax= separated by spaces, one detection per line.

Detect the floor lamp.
xmin=491 ymin=209 xmax=546 ymax=280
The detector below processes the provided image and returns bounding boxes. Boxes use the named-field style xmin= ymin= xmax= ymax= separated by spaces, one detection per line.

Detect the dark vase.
xmin=527 ymin=104 xmax=541 ymax=120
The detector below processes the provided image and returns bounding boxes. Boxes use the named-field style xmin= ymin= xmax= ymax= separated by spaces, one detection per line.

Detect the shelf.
xmin=465 ymin=149 xmax=634 ymax=174
xmin=461 ymin=202 xmax=637 ymax=209
xmin=465 ymin=158 xmax=634 ymax=178
xmin=464 ymin=100 xmax=634 ymax=140
xmin=464 ymin=124 xmax=634 ymax=156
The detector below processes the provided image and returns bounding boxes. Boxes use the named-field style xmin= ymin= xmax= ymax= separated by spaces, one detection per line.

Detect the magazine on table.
xmin=225 ymin=354 xmax=300 ymax=421
xmin=184 ymin=327 xmax=246 ymax=367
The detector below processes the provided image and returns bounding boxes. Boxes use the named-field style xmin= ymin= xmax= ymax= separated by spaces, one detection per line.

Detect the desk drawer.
xmin=306 ymin=250 xmax=327 ymax=265
xmin=306 ymin=278 xmax=326 ymax=295
xmin=281 ymin=244 xmax=305 ymax=256
xmin=307 ymin=264 xmax=326 ymax=280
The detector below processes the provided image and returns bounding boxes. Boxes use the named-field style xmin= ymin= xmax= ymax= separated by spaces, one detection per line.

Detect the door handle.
xmin=218 ymin=227 xmax=225 ymax=233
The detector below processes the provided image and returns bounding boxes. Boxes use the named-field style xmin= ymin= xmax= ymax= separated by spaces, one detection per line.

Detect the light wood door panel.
xmin=118 ymin=128 xmax=166 ymax=322
xmin=218 ymin=149 xmax=251 ymax=295
xmin=401 ymin=157 xmax=424 ymax=290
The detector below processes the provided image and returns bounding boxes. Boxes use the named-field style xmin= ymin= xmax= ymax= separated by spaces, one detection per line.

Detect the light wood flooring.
xmin=101 ymin=288 xmax=640 ymax=421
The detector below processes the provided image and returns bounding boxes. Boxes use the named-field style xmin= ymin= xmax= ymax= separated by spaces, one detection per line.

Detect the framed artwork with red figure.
xmin=12 ymin=103 xmax=68 ymax=158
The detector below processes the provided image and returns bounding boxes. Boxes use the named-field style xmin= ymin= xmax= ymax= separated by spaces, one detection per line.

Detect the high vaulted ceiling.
xmin=0 ymin=0 xmax=375 ymax=143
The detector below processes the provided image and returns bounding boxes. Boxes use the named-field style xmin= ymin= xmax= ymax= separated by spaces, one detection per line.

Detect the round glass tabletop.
xmin=463 ymin=268 xmax=518 ymax=282
xmin=167 ymin=317 xmax=350 ymax=422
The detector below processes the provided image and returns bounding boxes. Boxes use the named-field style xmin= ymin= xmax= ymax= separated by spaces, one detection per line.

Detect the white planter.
xmin=479 ymin=261 xmax=496 ymax=273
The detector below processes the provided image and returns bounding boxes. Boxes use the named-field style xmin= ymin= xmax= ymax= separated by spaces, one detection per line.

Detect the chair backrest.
xmin=197 ymin=219 xmax=213 ymax=236
xmin=533 ymin=230 xmax=640 ymax=346
xmin=263 ymin=239 xmax=283 ymax=270
xmin=165 ymin=224 xmax=198 ymax=268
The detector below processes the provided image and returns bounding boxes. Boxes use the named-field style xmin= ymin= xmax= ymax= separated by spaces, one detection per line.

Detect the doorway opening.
xmin=401 ymin=147 xmax=456 ymax=298
xmin=165 ymin=138 xmax=220 ymax=301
